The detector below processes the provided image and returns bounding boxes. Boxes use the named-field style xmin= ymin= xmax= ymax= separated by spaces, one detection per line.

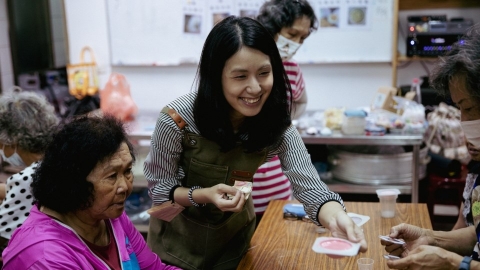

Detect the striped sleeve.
xmin=143 ymin=93 xmax=198 ymax=205
xmin=269 ymin=125 xmax=345 ymax=225
xmin=283 ymin=61 xmax=305 ymax=101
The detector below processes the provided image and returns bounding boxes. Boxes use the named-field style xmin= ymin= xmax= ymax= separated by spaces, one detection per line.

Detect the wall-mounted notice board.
xmin=107 ymin=0 xmax=394 ymax=66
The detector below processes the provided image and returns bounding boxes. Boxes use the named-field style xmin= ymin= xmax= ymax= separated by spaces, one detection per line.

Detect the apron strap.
xmin=161 ymin=106 xmax=186 ymax=130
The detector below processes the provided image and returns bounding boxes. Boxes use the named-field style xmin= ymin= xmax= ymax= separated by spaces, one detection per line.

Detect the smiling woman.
xmin=1 ymin=115 xmax=179 ymax=270
xmin=145 ymin=16 xmax=366 ymax=270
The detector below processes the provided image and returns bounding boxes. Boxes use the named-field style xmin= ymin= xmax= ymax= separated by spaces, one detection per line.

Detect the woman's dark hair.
xmin=430 ymin=24 xmax=480 ymax=101
xmin=256 ymin=0 xmax=318 ymax=37
xmin=193 ymin=16 xmax=292 ymax=152
xmin=32 ymin=115 xmax=135 ymax=214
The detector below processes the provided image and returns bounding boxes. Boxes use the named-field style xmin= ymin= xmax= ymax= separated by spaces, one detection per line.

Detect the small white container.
xmin=342 ymin=110 xmax=367 ymax=135
xmin=376 ymin=189 xmax=401 ymax=218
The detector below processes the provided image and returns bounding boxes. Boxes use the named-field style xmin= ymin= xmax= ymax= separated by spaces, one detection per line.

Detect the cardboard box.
xmin=372 ymin=86 xmax=398 ymax=113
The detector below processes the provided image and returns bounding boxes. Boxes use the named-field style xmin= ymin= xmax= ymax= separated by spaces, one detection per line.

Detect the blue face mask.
xmin=0 ymin=145 xmax=26 ymax=167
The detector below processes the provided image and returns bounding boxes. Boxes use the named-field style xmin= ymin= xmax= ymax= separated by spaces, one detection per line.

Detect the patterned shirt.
xmin=461 ymin=161 xmax=480 ymax=227
xmin=283 ymin=60 xmax=305 ymax=101
xmin=143 ymin=92 xmax=343 ymax=225
xmin=0 ymin=162 xmax=36 ymax=239
xmin=459 ymin=161 xmax=480 ymax=260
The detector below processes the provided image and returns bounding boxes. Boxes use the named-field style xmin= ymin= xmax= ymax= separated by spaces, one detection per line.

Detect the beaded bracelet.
xmin=188 ymin=186 xmax=206 ymax=207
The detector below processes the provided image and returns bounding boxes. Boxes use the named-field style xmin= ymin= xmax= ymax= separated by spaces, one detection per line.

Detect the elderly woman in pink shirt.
xmin=2 ymin=115 xmax=179 ymax=270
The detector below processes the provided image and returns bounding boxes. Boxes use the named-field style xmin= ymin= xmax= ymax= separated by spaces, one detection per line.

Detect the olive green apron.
xmin=147 ymin=108 xmax=267 ymax=270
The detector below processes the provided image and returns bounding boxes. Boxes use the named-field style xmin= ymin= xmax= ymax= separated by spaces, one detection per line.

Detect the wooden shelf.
xmin=400 ymin=0 xmax=480 ymax=10
xmin=397 ymin=55 xmax=439 ymax=62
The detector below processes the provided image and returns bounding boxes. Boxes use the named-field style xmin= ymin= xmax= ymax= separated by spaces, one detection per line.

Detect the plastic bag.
xmin=100 ymin=73 xmax=138 ymax=121
xmin=67 ymin=46 xmax=99 ymax=99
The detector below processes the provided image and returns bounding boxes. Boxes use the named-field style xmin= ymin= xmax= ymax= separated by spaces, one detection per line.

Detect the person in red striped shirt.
xmin=254 ymin=0 xmax=317 ymax=224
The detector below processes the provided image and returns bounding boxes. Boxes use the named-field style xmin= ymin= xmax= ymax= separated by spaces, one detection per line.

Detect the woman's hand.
xmin=328 ymin=210 xmax=368 ymax=252
xmin=386 ymin=245 xmax=460 ymax=270
xmin=382 ymin=223 xmax=430 ymax=257
xmin=319 ymin=201 xmax=367 ymax=253
xmin=208 ymin=184 xmax=246 ymax=212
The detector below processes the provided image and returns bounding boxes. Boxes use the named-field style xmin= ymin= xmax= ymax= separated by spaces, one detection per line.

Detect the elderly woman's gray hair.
xmin=0 ymin=90 xmax=59 ymax=153
xmin=430 ymin=24 xmax=480 ymax=100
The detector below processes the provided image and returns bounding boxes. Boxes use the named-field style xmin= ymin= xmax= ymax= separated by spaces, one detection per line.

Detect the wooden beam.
xmin=399 ymin=0 xmax=480 ymax=10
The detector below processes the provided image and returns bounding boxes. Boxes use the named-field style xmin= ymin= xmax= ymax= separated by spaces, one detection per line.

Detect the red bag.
xmin=100 ymin=73 xmax=138 ymax=121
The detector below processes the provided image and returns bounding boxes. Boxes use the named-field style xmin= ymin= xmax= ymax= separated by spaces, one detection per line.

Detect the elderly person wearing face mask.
xmin=381 ymin=24 xmax=480 ymax=270
xmin=452 ymin=100 xmax=480 ymax=230
xmin=251 ymin=0 xmax=317 ymax=225
xmin=0 ymin=89 xmax=59 ymax=250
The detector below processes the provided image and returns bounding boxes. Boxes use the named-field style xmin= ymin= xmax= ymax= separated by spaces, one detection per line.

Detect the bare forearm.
xmin=292 ymin=91 xmax=307 ymax=120
xmin=317 ymin=201 xmax=344 ymax=227
xmin=441 ymin=251 xmax=480 ymax=270
xmin=472 ymin=260 xmax=480 ymax=269
xmin=430 ymin=226 xmax=476 ymax=255
xmin=452 ymin=203 xmax=467 ymax=230
xmin=173 ymin=187 xmax=193 ymax=206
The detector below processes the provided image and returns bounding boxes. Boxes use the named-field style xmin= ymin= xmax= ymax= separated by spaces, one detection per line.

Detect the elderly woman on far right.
xmin=381 ymin=24 xmax=480 ymax=270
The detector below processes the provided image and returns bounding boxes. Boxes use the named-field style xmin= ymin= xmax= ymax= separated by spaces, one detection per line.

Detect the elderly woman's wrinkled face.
xmin=450 ymin=74 xmax=480 ymax=160
xmin=85 ymin=142 xmax=134 ymax=220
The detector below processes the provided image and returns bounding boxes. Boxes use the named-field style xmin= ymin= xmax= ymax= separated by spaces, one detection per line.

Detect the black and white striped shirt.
xmin=144 ymin=92 xmax=344 ymax=225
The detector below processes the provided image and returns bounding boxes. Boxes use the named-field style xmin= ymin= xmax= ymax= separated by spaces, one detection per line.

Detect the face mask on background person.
xmin=461 ymin=119 xmax=480 ymax=148
xmin=276 ymin=35 xmax=301 ymax=61
xmin=0 ymin=144 xmax=26 ymax=167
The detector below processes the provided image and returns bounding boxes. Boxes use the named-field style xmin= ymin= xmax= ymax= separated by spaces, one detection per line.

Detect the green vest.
xmin=147 ymin=107 xmax=267 ymax=270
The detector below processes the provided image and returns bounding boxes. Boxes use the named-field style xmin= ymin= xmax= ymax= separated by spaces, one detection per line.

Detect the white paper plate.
xmin=347 ymin=212 xmax=370 ymax=226
xmin=312 ymin=237 xmax=361 ymax=256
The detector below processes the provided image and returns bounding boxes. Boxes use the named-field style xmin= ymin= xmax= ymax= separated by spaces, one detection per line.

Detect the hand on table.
xmin=386 ymin=245 xmax=459 ymax=270
xmin=382 ymin=223 xmax=430 ymax=258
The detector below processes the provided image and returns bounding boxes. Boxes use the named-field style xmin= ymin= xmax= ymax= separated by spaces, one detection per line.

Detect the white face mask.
xmin=276 ymin=34 xmax=301 ymax=61
xmin=461 ymin=119 xmax=480 ymax=148
xmin=0 ymin=145 xmax=26 ymax=167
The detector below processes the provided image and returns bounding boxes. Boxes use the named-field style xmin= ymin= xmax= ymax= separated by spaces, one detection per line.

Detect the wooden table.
xmin=237 ymin=200 xmax=432 ymax=270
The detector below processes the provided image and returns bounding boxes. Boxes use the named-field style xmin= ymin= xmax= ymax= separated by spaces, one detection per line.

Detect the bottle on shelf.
xmin=410 ymin=77 xmax=422 ymax=104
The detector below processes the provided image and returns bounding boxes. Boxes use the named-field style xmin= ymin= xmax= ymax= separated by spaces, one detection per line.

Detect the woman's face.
xmin=84 ymin=142 xmax=134 ymax=221
xmin=450 ymin=74 xmax=480 ymax=160
xmin=450 ymin=74 xmax=480 ymax=122
xmin=276 ymin=15 xmax=311 ymax=44
xmin=222 ymin=46 xmax=273 ymax=124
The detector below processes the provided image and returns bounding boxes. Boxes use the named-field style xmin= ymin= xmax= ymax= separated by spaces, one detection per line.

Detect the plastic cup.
xmin=376 ymin=189 xmax=400 ymax=218
xmin=357 ymin=258 xmax=374 ymax=270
